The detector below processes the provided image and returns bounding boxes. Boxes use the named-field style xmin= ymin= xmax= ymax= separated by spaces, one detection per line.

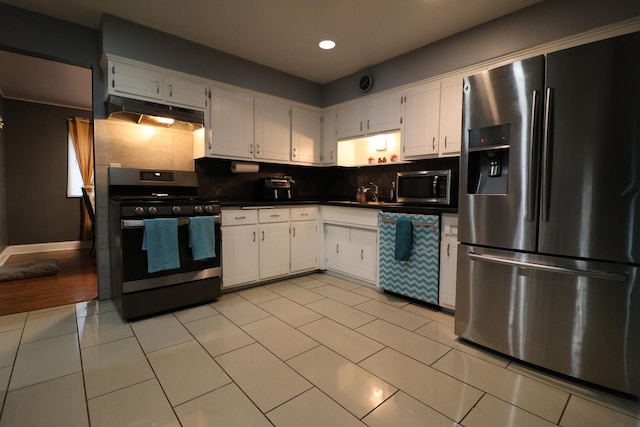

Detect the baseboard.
xmin=0 ymin=247 xmax=10 ymax=266
xmin=0 ymin=241 xmax=91 ymax=265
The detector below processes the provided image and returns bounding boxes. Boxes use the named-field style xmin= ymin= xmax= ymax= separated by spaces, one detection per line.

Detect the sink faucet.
xmin=368 ymin=182 xmax=379 ymax=202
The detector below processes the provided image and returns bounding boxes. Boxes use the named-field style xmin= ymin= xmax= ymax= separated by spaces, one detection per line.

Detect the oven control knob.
xmin=172 ymin=206 xmax=182 ymax=214
xmin=134 ymin=207 xmax=145 ymax=216
xmin=194 ymin=206 xmax=203 ymax=214
xmin=148 ymin=206 xmax=158 ymax=215
xmin=204 ymin=205 xmax=215 ymax=214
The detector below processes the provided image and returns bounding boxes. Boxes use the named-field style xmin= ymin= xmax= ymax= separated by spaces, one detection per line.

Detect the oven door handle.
xmin=121 ymin=215 xmax=221 ymax=229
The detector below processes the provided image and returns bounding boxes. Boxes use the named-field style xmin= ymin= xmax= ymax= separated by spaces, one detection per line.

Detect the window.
xmin=67 ymin=133 xmax=84 ymax=197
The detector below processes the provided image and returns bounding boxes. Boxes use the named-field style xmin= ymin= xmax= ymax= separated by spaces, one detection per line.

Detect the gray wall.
xmin=4 ymin=100 xmax=92 ymax=245
xmin=0 ymin=95 xmax=6 ymax=253
xmin=100 ymin=15 xmax=323 ymax=108
xmin=323 ymin=0 xmax=640 ymax=106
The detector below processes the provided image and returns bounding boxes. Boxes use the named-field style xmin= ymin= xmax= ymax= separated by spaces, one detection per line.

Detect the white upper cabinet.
xmin=107 ymin=58 xmax=207 ymax=110
xmin=337 ymin=90 xmax=403 ymax=139
xmin=438 ymin=75 xmax=464 ymax=156
xmin=254 ymin=97 xmax=291 ymax=161
xmin=109 ymin=60 xmax=163 ymax=100
xmin=321 ymin=109 xmax=338 ymax=165
xmin=402 ymin=81 xmax=441 ymax=158
xmin=209 ymin=86 xmax=254 ymax=159
xmin=163 ymin=75 xmax=208 ymax=110
xmin=291 ymin=106 xmax=322 ymax=164
xmin=401 ymin=75 xmax=463 ymax=159
xmin=366 ymin=90 xmax=403 ymax=135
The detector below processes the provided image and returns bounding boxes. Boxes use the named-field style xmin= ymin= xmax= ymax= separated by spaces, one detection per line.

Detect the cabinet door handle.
xmin=249 ymin=144 xmax=254 ymax=154
xmin=169 ymin=84 xmax=173 ymax=97
xmin=336 ymin=244 xmax=339 ymax=254
xmin=253 ymin=231 xmax=256 ymax=242
xmin=432 ymin=137 xmax=435 ymax=150
xmin=360 ymin=121 xmax=363 ymax=132
xmin=270 ymin=214 xmax=280 ymax=218
xmin=256 ymin=144 xmax=260 ymax=154
xmin=361 ymin=249 xmax=364 ymax=260
xmin=156 ymin=81 xmax=160 ymax=94
xmin=292 ymin=227 xmax=296 ymax=237
xmin=330 ymin=150 xmax=334 ymax=160
xmin=300 ymin=213 xmax=309 ymax=217
xmin=447 ymin=243 xmax=450 ymax=257
xmin=235 ymin=216 xmax=246 ymax=220
xmin=292 ymin=148 xmax=296 ymax=158
xmin=444 ymin=136 xmax=448 ymax=148
xmin=111 ymin=65 xmax=115 ymax=74
xmin=262 ymin=231 xmax=265 ymax=241
xmin=367 ymin=119 xmax=370 ymax=130
xmin=111 ymin=79 xmax=115 ymax=88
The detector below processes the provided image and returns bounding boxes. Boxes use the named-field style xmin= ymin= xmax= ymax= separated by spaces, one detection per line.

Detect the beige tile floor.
xmin=1 ymin=272 xmax=639 ymax=426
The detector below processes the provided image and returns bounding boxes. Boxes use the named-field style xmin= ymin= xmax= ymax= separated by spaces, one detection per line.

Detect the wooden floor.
xmin=0 ymin=249 xmax=98 ymax=316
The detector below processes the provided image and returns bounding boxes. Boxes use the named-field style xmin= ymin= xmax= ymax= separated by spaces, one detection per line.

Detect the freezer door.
xmin=455 ymin=244 xmax=640 ymax=396
xmin=539 ymin=32 xmax=640 ymax=263
xmin=459 ymin=56 xmax=544 ymax=251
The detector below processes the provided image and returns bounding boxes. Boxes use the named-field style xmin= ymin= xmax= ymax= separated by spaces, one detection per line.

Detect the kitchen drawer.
xmin=291 ymin=206 xmax=319 ymax=221
xmin=259 ymin=208 xmax=290 ymax=223
xmin=222 ymin=209 xmax=258 ymax=226
xmin=441 ymin=213 xmax=458 ymax=237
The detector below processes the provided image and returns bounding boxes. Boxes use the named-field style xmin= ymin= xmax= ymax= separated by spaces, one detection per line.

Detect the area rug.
xmin=0 ymin=259 xmax=60 ymax=282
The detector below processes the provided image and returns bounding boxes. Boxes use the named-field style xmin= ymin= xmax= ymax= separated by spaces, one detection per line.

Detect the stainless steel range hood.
xmin=107 ymin=95 xmax=205 ymax=131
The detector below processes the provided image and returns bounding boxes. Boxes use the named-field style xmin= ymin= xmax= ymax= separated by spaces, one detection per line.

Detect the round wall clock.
xmin=359 ymin=74 xmax=373 ymax=93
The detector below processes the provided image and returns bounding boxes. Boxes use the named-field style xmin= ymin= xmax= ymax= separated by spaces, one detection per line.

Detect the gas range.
xmin=111 ymin=196 xmax=220 ymax=219
xmin=108 ymin=168 xmax=220 ymax=219
xmin=107 ymin=167 xmax=222 ymax=320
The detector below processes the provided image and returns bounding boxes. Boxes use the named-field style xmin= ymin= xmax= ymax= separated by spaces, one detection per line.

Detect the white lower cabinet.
xmin=324 ymin=222 xmax=377 ymax=283
xmin=222 ymin=206 xmax=319 ymax=289
xmin=290 ymin=207 xmax=319 ymax=273
xmin=439 ymin=213 xmax=459 ymax=310
xmin=325 ymin=224 xmax=352 ymax=275
xmin=259 ymin=222 xmax=290 ymax=280
xmin=349 ymin=228 xmax=378 ymax=282
xmin=221 ymin=210 xmax=260 ymax=289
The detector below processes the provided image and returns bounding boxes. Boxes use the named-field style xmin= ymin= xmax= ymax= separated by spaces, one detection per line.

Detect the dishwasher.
xmin=378 ymin=212 xmax=440 ymax=305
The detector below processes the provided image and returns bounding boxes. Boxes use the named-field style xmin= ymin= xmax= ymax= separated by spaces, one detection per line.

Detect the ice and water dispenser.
xmin=466 ymin=124 xmax=510 ymax=195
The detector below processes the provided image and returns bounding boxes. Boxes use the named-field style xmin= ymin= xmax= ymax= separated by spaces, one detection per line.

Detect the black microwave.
xmin=396 ymin=170 xmax=456 ymax=206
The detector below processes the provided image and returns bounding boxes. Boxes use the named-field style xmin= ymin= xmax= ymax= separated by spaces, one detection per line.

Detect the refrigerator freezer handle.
xmin=527 ymin=90 xmax=540 ymax=222
xmin=468 ymin=252 xmax=627 ymax=282
xmin=541 ymin=87 xmax=554 ymax=222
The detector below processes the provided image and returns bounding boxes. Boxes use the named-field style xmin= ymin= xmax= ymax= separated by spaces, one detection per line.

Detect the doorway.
xmin=0 ymin=50 xmax=97 ymax=314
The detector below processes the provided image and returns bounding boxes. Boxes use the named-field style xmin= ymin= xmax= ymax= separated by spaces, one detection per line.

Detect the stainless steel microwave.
xmin=396 ymin=170 xmax=456 ymax=205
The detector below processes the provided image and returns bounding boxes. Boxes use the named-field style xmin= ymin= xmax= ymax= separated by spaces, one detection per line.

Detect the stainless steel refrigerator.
xmin=456 ymin=31 xmax=640 ymax=396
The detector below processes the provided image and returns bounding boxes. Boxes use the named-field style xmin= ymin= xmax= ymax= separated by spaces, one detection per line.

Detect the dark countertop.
xmin=218 ymin=199 xmax=457 ymax=215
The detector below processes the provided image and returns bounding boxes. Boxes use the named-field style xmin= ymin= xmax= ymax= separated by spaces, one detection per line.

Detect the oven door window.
xmin=121 ymin=220 xmax=221 ymax=283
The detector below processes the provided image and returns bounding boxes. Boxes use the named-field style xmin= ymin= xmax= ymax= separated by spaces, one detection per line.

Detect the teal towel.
xmin=395 ymin=219 xmax=413 ymax=261
xmin=189 ymin=216 xmax=216 ymax=261
xmin=142 ymin=218 xmax=180 ymax=273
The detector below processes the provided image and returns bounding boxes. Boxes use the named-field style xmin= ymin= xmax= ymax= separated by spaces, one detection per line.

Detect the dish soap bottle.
xmin=390 ymin=181 xmax=396 ymax=202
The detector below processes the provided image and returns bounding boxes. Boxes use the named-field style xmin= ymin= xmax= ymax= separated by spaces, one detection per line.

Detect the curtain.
xmin=68 ymin=117 xmax=94 ymax=240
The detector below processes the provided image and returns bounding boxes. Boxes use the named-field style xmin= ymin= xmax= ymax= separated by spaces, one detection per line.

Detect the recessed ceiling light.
xmin=319 ymin=40 xmax=336 ymax=50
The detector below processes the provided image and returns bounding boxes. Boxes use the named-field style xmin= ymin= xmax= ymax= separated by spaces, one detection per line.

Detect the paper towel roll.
xmin=231 ymin=161 xmax=259 ymax=173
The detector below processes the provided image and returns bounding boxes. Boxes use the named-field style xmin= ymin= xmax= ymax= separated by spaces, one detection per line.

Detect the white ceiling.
xmin=0 ymin=0 xmax=541 ymax=109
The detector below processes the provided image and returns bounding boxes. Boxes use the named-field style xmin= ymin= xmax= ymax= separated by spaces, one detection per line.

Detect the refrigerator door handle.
xmin=541 ymin=87 xmax=554 ymax=222
xmin=527 ymin=90 xmax=540 ymax=222
xmin=468 ymin=252 xmax=628 ymax=282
